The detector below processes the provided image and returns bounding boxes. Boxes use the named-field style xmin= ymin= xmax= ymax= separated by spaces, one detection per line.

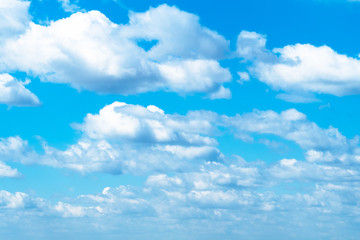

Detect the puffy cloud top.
xmin=237 ymin=30 xmax=360 ymax=100
xmin=0 ymin=4 xmax=231 ymax=97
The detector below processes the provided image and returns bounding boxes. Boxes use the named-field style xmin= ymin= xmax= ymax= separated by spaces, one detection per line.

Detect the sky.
xmin=1 ymin=0 xmax=360 ymax=239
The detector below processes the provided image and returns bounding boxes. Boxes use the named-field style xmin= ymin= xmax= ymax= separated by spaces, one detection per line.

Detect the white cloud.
xmin=224 ymin=108 xmax=352 ymax=152
xmin=121 ymin=4 xmax=229 ymax=61
xmin=0 ymin=5 xmax=231 ymax=98
xmin=0 ymin=136 xmax=37 ymax=163
xmin=268 ymin=158 xmax=359 ymax=182
xmin=0 ymin=0 xmax=30 ymax=42
xmin=4 ymin=103 xmax=360 ymax=173
xmin=75 ymin=102 xmax=217 ymax=145
xmin=237 ymin=30 xmax=360 ymax=99
xmin=0 ymin=74 xmax=40 ymax=106
xmin=1 ymin=102 xmax=222 ymax=174
xmin=0 ymin=161 xmax=20 ymax=178
xmin=0 ymin=190 xmax=37 ymax=209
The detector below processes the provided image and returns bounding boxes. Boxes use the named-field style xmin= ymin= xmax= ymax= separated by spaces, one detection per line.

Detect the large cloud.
xmin=0 ymin=4 xmax=231 ymax=98
xmin=1 ymin=104 xmax=360 ymax=238
xmin=237 ymin=30 xmax=360 ymax=100
xmin=0 ymin=102 xmax=222 ymax=174
xmin=3 ymin=103 xmax=360 ymax=173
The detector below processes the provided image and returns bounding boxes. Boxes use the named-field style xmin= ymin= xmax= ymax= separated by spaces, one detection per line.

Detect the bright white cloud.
xmin=0 ymin=74 xmax=40 ymax=106
xmin=0 ymin=102 xmax=222 ymax=174
xmin=75 ymin=102 xmax=217 ymax=145
xmin=0 ymin=162 xmax=20 ymax=178
xmin=237 ymin=30 xmax=360 ymax=99
xmin=0 ymin=0 xmax=30 ymax=42
xmin=0 ymin=5 xmax=231 ymax=98
xmin=4 ymin=103 xmax=360 ymax=172
xmin=0 ymin=190 xmax=39 ymax=209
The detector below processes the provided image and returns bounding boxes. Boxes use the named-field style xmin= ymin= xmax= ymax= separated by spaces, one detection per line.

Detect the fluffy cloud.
xmin=237 ymin=30 xmax=360 ymax=100
xmin=0 ymin=74 xmax=40 ymax=106
xmin=0 ymin=0 xmax=30 ymax=42
xmin=0 ymin=161 xmax=20 ymax=178
xmin=0 ymin=190 xmax=42 ymax=209
xmin=75 ymin=102 xmax=217 ymax=145
xmin=0 ymin=4 xmax=231 ymax=97
xmin=4 ymin=102 xmax=360 ymax=172
xmin=0 ymin=102 xmax=222 ymax=174
xmin=39 ymin=104 xmax=222 ymax=174
xmin=0 ymin=2 xmax=39 ymax=106
xmin=224 ymin=108 xmax=360 ymax=165
xmin=121 ymin=4 xmax=229 ymax=61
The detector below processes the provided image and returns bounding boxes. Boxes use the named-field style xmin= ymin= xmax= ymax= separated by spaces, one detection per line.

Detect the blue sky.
xmin=1 ymin=0 xmax=360 ymax=239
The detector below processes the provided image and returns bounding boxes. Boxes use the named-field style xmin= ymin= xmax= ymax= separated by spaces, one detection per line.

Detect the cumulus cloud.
xmin=224 ymin=108 xmax=353 ymax=152
xmin=0 ymin=102 xmax=223 ymax=174
xmin=1 ymin=106 xmax=360 ymax=238
xmin=0 ymin=161 xmax=20 ymax=178
xmin=39 ymin=103 xmax=222 ymax=174
xmin=0 ymin=74 xmax=40 ymax=106
xmin=75 ymin=102 xmax=217 ymax=145
xmin=224 ymin=108 xmax=360 ymax=165
xmin=237 ymin=30 xmax=360 ymax=100
xmin=58 ymin=0 xmax=81 ymax=13
xmin=3 ymin=103 xmax=360 ymax=172
xmin=0 ymin=0 xmax=30 ymax=42
xmin=0 ymin=190 xmax=42 ymax=209
xmin=0 ymin=4 xmax=231 ymax=98
xmin=121 ymin=4 xmax=229 ymax=61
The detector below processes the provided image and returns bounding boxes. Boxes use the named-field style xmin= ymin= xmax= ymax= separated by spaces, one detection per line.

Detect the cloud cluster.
xmin=0 ymin=102 xmax=360 ymax=238
xmin=0 ymin=3 xmax=231 ymax=98
xmin=2 ymin=102 xmax=360 ymax=173
xmin=0 ymin=102 xmax=222 ymax=174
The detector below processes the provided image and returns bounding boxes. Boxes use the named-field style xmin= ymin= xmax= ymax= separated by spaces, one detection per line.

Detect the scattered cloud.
xmin=237 ymin=30 xmax=360 ymax=100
